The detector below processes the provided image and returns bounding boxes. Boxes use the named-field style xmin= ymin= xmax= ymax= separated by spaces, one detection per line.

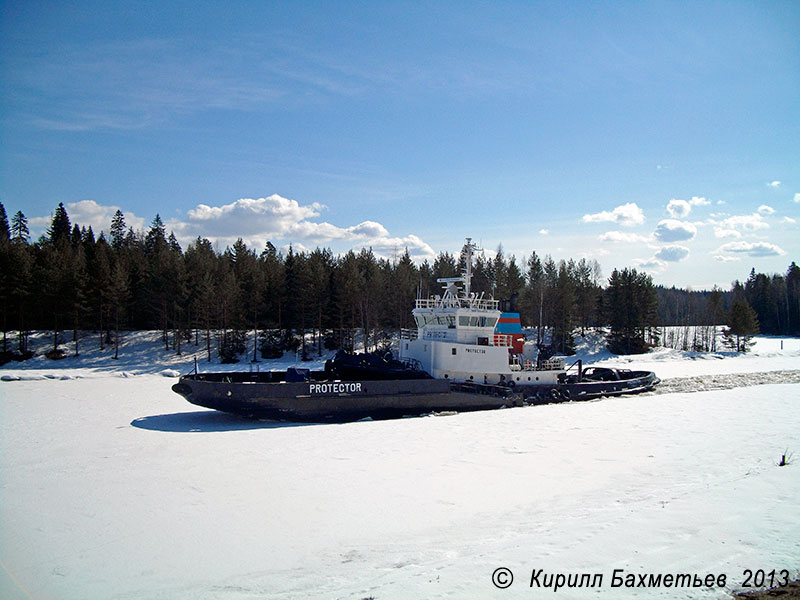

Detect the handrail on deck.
xmin=414 ymin=297 xmax=500 ymax=311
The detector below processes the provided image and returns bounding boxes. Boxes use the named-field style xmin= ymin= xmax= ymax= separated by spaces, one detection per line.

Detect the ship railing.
xmin=414 ymin=297 xmax=500 ymax=311
xmin=493 ymin=333 xmax=513 ymax=347
xmin=401 ymin=358 xmax=423 ymax=371
xmin=537 ymin=358 xmax=566 ymax=371
xmin=400 ymin=328 xmax=419 ymax=341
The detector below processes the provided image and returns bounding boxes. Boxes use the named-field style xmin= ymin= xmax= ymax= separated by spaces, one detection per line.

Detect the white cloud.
xmin=655 ymin=245 xmax=690 ymax=262
xmin=714 ymin=255 xmax=740 ymax=263
xmin=794 ymin=193 xmax=800 ymax=204
xmin=666 ymin=197 xmax=710 ymax=219
xmin=347 ymin=221 xmax=389 ymax=238
xmin=632 ymin=257 xmax=667 ymax=272
xmin=653 ymin=219 xmax=697 ymax=242
xmin=768 ymin=180 xmax=781 ymax=188
xmin=666 ymin=199 xmax=691 ymax=218
xmin=539 ymin=229 xmax=549 ymax=235
xmin=599 ymin=231 xmax=651 ymax=243
xmin=184 ymin=195 xmax=324 ymax=237
xmin=175 ymin=194 xmax=436 ymax=260
xmin=716 ymin=241 xmax=786 ymax=258
xmin=582 ymin=202 xmax=645 ymax=227
xmin=757 ymin=205 xmax=775 ymax=216
xmin=714 ymin=228 xmax=742 ymax=239
xmin=783 ymin=216 xmax=797 ymax=224
xmin=689 ymin=196 xmax=710 ymax=206
xmin=711 ymin=213 xmax=769 ymax=233
xmin=667 ymin=196 xmax=711 ymax=219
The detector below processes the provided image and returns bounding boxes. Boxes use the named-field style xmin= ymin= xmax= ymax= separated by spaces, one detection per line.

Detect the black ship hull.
xmin=171 ymin=366 xmax=660 ymax=422
xmin=172 ymin=372 xmax=516 ymax=422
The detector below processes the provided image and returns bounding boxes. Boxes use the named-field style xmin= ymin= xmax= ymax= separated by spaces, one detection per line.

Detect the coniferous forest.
xmin=1 ymin=202 xmax=798 ymax=362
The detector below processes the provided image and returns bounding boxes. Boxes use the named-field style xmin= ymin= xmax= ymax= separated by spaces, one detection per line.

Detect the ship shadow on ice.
xmin=131 ymin=410 xmax=323 ymax=432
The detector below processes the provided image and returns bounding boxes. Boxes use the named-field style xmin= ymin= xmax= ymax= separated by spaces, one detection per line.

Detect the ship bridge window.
xmin=458 ymin=316 xmax=498 ymax=327
xmin=416 ymin=314 xmax=456 ymax=327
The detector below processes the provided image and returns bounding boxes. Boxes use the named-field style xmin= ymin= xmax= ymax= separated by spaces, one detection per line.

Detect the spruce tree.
xmin=11 ymin=211 xmax=29 ymax=244
xmin=0 ymin=202 xmax=9 ymax=242
xmin=605 ymin=267 xmax=658 ymax=355
xmin=722 ymin=299 xmax=759 ymax=352
xmin=110 ymin=210 xmax=126 ymax=250
xmin=48 ymin=203 xmax=72 ymax=244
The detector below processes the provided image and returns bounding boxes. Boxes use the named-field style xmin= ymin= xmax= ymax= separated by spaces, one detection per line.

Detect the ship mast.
xmin=434 ymin=238 xmax=485 ymax=307
xmin=461 ymin=237 xmax=481 ymax=299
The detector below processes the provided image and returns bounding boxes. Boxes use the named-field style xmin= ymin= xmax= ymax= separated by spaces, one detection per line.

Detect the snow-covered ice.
xmin=1 ymin=332 xmax=798 ymax=599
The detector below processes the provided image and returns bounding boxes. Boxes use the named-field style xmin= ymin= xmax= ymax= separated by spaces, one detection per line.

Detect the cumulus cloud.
xmin=174 ymin=194 xmax=436 ymax=260
xmin=714 ymin=228 xmax=742 ymax=239
xmin=757 ymin=205 xmax=775 ymax=216
xmin=784 ymin=216 xmax=797 ymax=224
xmin=710 ymin=213 xmax=769 ymax=233
xmin=655 ymin=245 xmax=690 ymax=262
xmin=716 ymin=241 xmax=786 ymax=258
xmin=667 ymin=196 xmax=711 ymax=219
xmin=653 ymin=219 xmax=697 ymax=242
xmin=714 ymin=255 xmax=740 ymax=263
xmin=768 ymin=181 xmax=781 ymax=188
xmin=539 ymin=229 xmax=549 ymax=235
xmin=632 ymin=257 xmax=667 ymax=272
xmin=794 ymin=193 xmax=800 ymax=204
xmin=666 ymin=199 xmax=691 ymax=218
xmin=184 ymin=195 xmax=324 ymax=238
xmin=347 ymin=221 xmax=389 ymax=238
xmin=582 ymin=202 xmax=645 ymax=227
xmin=666 ymin=197 xmax=709 ymax=219
xmin=599 ymin=231 xmax=651 ymax=243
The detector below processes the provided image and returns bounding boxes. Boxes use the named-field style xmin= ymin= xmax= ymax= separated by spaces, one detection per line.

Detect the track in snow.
xmin=649 ymin=370 xmax=800 ymax=395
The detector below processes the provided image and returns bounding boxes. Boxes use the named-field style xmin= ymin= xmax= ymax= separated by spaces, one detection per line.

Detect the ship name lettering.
xmin=309 ymin=382 xmax=363 ymax=394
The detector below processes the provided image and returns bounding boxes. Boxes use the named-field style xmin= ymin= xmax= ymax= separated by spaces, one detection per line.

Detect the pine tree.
xmin=550 ymin=260 xmax=576 ymax=355
xmin=522 ymin=251 xmax=545 ymax=342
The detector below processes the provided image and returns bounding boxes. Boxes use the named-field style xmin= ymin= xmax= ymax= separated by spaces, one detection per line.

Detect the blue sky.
xmin=2 ymin=0 xmax=798 ymax=288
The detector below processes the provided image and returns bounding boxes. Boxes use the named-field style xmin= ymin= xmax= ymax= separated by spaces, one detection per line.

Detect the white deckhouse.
xmin=398 ymin=239 xmax=565 ymax=387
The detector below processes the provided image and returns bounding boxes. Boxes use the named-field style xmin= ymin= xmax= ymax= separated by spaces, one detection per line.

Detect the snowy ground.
xmin=1 ymin=332 xmax=799 ymax=599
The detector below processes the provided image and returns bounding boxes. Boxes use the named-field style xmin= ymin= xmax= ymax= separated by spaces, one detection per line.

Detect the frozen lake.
xmin=1 ymin=334 xmax=799 ymax=599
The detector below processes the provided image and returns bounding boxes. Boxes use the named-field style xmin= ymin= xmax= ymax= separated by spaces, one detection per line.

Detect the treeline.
xmin=1 ymin=202 xmax=798 ymax=361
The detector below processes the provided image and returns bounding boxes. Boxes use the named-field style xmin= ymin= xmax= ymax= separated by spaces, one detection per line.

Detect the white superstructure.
xmin=398 ymin=239 xmax=565 ymax=387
